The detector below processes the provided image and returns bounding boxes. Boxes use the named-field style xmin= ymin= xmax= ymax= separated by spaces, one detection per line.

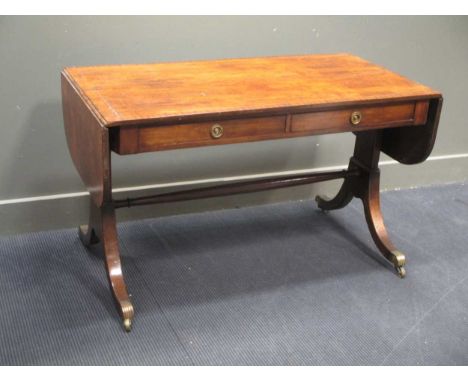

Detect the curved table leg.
xmin=79 ymin=200 xmax=135 ymax=331
xmin=361 ymin=171 xmax=406 ymax=278
xmin=315 ymin=178 xmax=354 ymax=211
xmin=79 ymin=201 xmax=101 ymax=247
xmin=315 ymin=131 xmax=407 ymax=278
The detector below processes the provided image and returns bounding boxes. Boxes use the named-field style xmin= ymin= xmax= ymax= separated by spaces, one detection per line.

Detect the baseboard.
xmin=0 ymin=153 xmax=467 ymax=235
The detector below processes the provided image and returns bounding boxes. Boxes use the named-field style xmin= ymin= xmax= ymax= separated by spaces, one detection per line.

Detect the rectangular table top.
xmin=63 ymin=53 xmax=440 ymax=128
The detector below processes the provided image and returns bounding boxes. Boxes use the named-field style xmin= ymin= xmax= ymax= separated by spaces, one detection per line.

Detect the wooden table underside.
xmin=61 ymin=54 xmax=443 ymax=332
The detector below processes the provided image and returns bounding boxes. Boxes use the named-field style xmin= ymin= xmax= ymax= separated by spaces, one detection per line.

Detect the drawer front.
xmin=291 ymin=101 xmax=429 ymax=134
xmin=116 ymin=116 xmax=287 ymax=154
xmin=111 ymin=100 xmax=430 ymax=154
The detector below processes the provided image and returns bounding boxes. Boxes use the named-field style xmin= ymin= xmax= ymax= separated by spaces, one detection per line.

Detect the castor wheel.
xmin=395 ymin=266 xmax=406 ymax=279
xmin=123 ymin=318 xmax=132 ymax=332
xmin=315 ymin=195 xmax=329 ymax=213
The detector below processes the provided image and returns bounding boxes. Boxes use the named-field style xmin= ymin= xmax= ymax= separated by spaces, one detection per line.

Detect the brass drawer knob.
xmin=350 ymin=111 xmax=362 ymax=125
xmin=210 ymin=123 xmax=224 ymax=139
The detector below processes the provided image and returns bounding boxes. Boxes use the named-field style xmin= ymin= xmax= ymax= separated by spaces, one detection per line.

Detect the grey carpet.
xmin=0 ymin=182 xmax=467 ymax=365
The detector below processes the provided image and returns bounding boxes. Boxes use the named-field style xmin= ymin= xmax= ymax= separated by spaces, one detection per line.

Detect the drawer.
xmin=111 ymin=100 xmax=430 ymax=154
xmin=290 ymin=101 xmax=429 ymax=134
xmin=113 ymin=116 xmax=287 ymax=154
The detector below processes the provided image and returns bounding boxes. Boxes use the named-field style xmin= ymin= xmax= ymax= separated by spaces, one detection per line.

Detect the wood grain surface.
xmin=63 ymin=54 xmax=441 ymax=127
xmin=61 ymin=73 xmax=111 ymax=206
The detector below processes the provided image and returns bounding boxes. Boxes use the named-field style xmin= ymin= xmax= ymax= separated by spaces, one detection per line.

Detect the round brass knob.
xmin=210 ymin=124 xmax=224 ymax=139
xmin=350 ymin=111 xmax=362 ymax=125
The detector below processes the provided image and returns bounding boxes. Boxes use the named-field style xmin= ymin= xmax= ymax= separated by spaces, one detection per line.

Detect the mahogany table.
xmin=61 ymin=54 xmax=443 ymax=332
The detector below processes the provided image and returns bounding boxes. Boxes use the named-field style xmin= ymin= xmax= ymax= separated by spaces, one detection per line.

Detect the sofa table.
xmin=61 ymin=54 xmax=442 ymax=332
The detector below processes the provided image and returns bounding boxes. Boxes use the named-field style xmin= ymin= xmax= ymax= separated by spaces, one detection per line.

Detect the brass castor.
xmin=389 ymin=250 xmax=406 ymax=279
xmin=123 ymin=318 xmax=132 ymax=332
xmin=395 ymin=266 xmax=406 ymax=279
xmin=315 ymin=196 xmax=329 ymax=213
